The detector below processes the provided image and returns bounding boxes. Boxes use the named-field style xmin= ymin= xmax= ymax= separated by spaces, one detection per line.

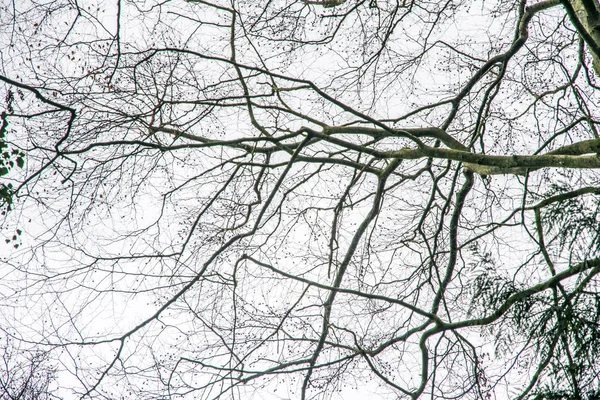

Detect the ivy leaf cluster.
xmin=0 ymin=111 xmax=25 ymax=214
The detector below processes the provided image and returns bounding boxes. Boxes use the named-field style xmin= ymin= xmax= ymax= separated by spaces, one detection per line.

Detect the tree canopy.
xmin=1 ymin=0 xmax=600 ymax=399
